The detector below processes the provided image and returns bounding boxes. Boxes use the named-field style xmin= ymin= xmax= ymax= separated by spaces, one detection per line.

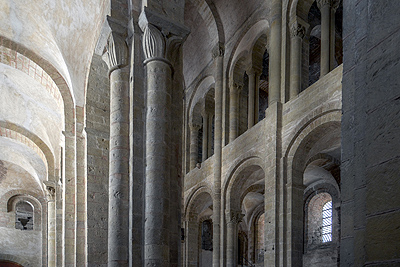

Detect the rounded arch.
xmin=288 ymin=0 xmax=316 ymax=23
xmin=0 ymin=122 xmax=55 ymax=182
xmin=184 ymin=184 xmax=213 ymax=221
xmin=227 ymin=19 xmax=270 ymax=84
xmin=0 ymin=36 xmax=75 ymax=110
xmin=284 ymin=108 xmax=341 ymax=161
xmin=224 ymin=156 xmax=265 ymax=211
xmin=187 ymin=75 xmax=216 ymax=120
xmin=284 ymin=111 xmax=341 ymax=265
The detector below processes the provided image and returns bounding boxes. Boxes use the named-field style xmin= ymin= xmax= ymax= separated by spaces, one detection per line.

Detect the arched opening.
xmin=184 ymin=189 xmax=213 ymax=267
xmin=226 ymin=160 xmax=265 ymax=267
xmin=15 ymin=201 xmax=34 ymax=231
xmin=288 ymin=119 xmax=341 ymax=265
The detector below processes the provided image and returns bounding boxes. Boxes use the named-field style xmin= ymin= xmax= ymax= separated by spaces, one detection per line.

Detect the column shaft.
xmin=48 ymin=200 xmax=56 ymax=267
xmin=186 ymin=218 xmax=199 ymax=267
xmin=202 ymin=113 xmax=209 ymax=162
xmin=213 ymin=52 xmax=224 ymax=267
xmin=189 ymin=124 xmax=200 ymax=169
xmin=320 ymin=3 xmax=331 ymax=76
xmin=290 ymin=35 xmax=303 ymax=99
xmin=63 ymin=130 xmax=76 ymax=267
xmin=207 ymin=114 xmax=213 ymax=157
xmin=226 ymin=221 xmax=236 ymax=267
xmin=229 ymin=85 xmax=240 ymax=142
xmin=330 ymin=6 xmax=337 ymax=70
xmin=255 ymin=75 xmax=259 ymax=124
xmin=247 ymin=71 xmax=256 ymax=128
xmin=268 ymin=19 xmax=282 ymax=105
xmin=108 ymin=68 xmax=130 ymax=267
xmin=144 ymin=60 xmax=172 ymax=266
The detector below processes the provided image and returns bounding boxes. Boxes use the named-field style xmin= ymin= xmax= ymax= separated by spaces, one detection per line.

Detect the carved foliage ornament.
xmin=105 ymin=32 xmax=128 ymax=70
xmin=142 ymin=23 xmax=166 ymax=60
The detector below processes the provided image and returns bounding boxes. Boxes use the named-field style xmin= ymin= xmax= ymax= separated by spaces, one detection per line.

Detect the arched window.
xmin=15 ymin=201 xmax=34 ymax=230
xmin=322 ymin=200 xmax=332 ymax=242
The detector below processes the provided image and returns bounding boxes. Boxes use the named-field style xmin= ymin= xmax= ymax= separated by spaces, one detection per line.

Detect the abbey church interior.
xmin=0 ymin=0 xmax=399 ymax=266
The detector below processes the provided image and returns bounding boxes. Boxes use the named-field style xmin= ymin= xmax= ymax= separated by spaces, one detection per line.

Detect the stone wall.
xmin=341 ymin=1 xmax=400 ymax=265
xmin=86 ymin=54 xmax=110 ymax=267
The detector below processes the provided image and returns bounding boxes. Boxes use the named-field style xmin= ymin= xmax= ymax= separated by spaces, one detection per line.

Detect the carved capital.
xmin=226 ymin=210 xmax=244 ymax=224
xmin=317 ymin=0 xmax=339 ymax=9
xmin=290 ymin=23 xmax=306 ymax=39
xmin=187 ymin=212 xmax=199 ymax=222
xmin=189 ymin=123 xmax=202 ymax=131
xmin=139 ymin=8 xmax=190 ymax=64
xmin=142 ymin=23 xmax=166 ymax=61
xmin=103 ymin=31 xmax=128 ymax=71
xmin=230 ymin=81 xmax=244 ymax=93
xmin=44 ymin=181 xmax=56 ymax=201
xmin=212 ymin=42 xmax=225 ymax=58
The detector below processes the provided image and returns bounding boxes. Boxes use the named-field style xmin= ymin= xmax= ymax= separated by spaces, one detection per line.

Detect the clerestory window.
xmin=322 ymin=201 xmax=332 ymax=242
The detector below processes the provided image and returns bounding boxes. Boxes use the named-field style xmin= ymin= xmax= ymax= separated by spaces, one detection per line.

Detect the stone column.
xmin=330 ymin=0 xmax=340 ymax=70
xmin=76 ymin=107 xmax=87 ymax=266
xmin=62 ymin=127 xmax=76 ymax=267
xmin=103 ymin=27 xmax=130 ymax=267
xmin=45 ymin=184 xmax=56 ymax=267
xmin=226 ymin=211 xmax=243 ymax=267
xmin=317 ymin=0 xmax=331 ymax=77
xmin=212 ymin=42 xmax=224 ymax=267
xmin=268 ymin=14 xmax=282 ymax=105
xmin=254 ymin=74 xmax=259 ymax=124
xmin=289 ymin=21 xmax=306 ymax=100
xmin=202 ymin=111 xmax=209 ymax=162
xmin=186 ymin=213 xmax=199 ymax=267
xmin=229 ymin=82 xmax=242 ymax=142
xmin=141 ymin=21 xmax=173 ymax=266
xmin=247 ymin=68 xmax=256 ymax=128
xmin=189 ymin=123 xmax=201 ymax=169
xmin=207 ymin=113 xmax=214 ymax=158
